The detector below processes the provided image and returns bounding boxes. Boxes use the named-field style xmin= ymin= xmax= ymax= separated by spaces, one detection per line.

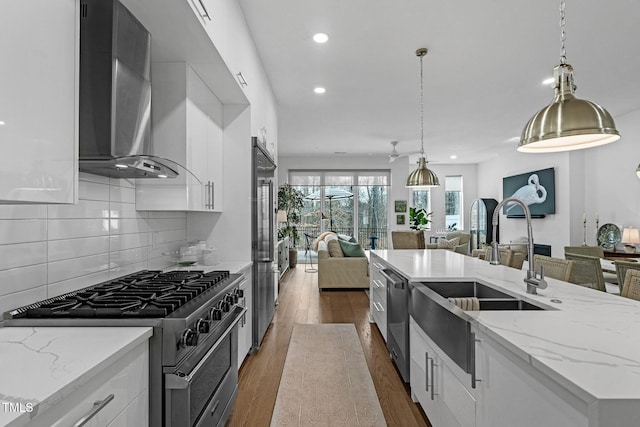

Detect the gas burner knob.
xmin=196 ymin=318 xmax=209 ymax=333
xmin=235 ymin=289 xmax=244 ymax=298
xmin=181 ymin=328 xmax=198 ymax=347
xmin=221 ymin=301 xmax=230 ymax=312
xmin=209 ymin=308 xmax=222 ymax=321
xmin=226 ymin=293 xmax=237 ymax=304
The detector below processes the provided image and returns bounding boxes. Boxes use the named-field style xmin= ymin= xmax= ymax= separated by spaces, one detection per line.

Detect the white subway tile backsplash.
xmin=148 ymin=218 xmax=188 ymax=232
xmin=109 ymin=218 xmax=149 ymax=235
xmin=109 ymin=184 xmax=136 ymax=204
xmin=48 ymin=236 xmax=110 ymax=262
xmin=0 ymin=219 xmax=47 ymax=244
xmin=109 ymin=247 xmax=148 ymax=269
xmin=48 ymin=218 xmax=109 ymax=240
xmin=47 ymin=253 xmax=110 ymax=284
xmin=0 ymin=205 xmax=47 ymax=220
xmin=0 ymin=242 xmax=47 ymax=270
xmin=0 ymin=264 xmax=47 ymax=295
xmin=110 ymin=233 xmax=149 ymax=251
xmin=109 ymin=201 xmax=142 ymax=219
xmin=79 ymin=180 xmax=110 ymax=201
xmin=48 ymin=270 xmax=110 ymax=298
xmin=48 ymin=199 xmax=110 ymax=219
xmin=0 ymin=173 xmax=187 ymax=314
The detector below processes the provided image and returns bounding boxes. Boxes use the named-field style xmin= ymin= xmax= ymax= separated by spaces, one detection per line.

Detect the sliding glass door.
xmin=289 ymin=170 xmax=389 ymax=249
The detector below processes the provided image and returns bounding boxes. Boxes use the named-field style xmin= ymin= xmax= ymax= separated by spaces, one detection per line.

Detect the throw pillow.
xmin=338 ymin=239 xmax=366 ymax=257
xmin=313 ymin=231 xmax=337 ymax=251
xmin=325 ymin=235 xmax=344 ymax=257
xmin=437 ymin=237 xmax=460 ymax=250
xmin=337 ymin=233 xmax=357 ymax=243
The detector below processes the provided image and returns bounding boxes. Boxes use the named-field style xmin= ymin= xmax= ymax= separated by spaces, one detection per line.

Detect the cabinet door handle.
xmin=425 ymin=351 xmax=430 ymax=392
xmin=236 ymin=72 xmax=248 ymax=87
xmin=471 ymin=332 xmax=482 ymax=389
xmin=73 ymin=394 xmax=115 ymax=427
xmin=430 ymin=358 xmax=439 ymax=400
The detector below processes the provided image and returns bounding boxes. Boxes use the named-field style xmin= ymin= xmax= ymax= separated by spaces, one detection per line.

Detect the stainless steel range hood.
xmin=79 ymin=0 xmax=178 ymax=178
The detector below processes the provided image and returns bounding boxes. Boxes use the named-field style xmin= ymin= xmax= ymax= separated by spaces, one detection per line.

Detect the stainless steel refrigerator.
xmin=251 ymin=137 xmax=276 ymax=349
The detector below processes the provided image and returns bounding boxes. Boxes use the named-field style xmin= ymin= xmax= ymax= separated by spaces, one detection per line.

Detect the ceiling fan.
xmin=387 ymin=140 xmax=418 ymax=162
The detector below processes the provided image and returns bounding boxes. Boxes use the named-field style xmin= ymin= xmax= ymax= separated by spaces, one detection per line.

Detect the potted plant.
xmin=278 ymin=183 xmax=304 ymax=268
xmin=408 ymin=207 xmax=433 ymax=230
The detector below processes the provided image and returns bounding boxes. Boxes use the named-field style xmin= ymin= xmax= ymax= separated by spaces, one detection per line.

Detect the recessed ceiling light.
xmin=314 ymin=87 xmax=326 ymax=94
xmin=450 ymin=155 xmax=457 ymax=159
xmin=313 ymin=33 xmax=329 ymax=44
xmin=334 ymin=151 xmax=346 ymax=155
xmin=0 ymin=120 xmax=5 ymax=126
xmin=542 ymin=77 xmax=555 ymax=86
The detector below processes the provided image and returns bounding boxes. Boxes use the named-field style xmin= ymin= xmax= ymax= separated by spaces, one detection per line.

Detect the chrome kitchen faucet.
xmin=489 ymin=197 xmax=548 ymax=294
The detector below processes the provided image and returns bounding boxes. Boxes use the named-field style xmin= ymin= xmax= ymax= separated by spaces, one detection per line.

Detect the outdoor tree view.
xmin=288 ymin=171 xmax=389 ymax=249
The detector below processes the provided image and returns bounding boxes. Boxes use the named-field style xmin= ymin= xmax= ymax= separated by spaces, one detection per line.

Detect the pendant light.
xmin=406 ymin=48 xmax=440 ymax=188
xmin=636 ymin=164 xmax=640 ymax=180
xmin=518 ymin=0 xmax=620 ymax=153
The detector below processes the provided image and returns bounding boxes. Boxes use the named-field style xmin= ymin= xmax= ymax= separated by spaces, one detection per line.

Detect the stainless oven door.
xmin=165 ymin=306 xmax=246 ymax=427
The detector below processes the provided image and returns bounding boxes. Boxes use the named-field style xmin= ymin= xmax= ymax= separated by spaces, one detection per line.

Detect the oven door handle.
xmin=165 ymin=306 xmax=247 ymax=390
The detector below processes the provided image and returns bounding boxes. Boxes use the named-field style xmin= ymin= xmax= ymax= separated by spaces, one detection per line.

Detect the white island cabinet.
xmin=370 ymin=249 xmax=640 ymax=427
xmin=369 ymin=253 xmax=388 ymax=341
xmin=0 ymin=0 xmax=78 ymax=204
xmin=136 ymin=62 xmax=223 ymax=212
xmin=0 ymin=327 xmax=151 ymax=427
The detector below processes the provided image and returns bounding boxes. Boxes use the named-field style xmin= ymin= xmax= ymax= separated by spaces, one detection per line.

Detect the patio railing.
xmin=294 ymin=225 xmax=388 ymax=250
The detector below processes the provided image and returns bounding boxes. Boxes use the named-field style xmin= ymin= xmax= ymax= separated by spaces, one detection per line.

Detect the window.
xmin=288 ymin=170 xmax=389 ymax=249
xmin=445 ymin=176 xmax=463 ymax=231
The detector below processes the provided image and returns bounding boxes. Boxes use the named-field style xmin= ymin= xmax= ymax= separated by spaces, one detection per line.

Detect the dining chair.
xmin=391 ymin=231 xmax=426 ymax=249
xmin=564 ymin=245 xmax=618 ymax=286
xmin=621 ymin=269 xmax=640 ymax=301
xmin=533 ymin=255 xmax=573 ymax=281
xmin=564 ymin=252 xmax=606 ymax=292
xmin=483 ymin=247 xmax=514 ymax=268
xmin=614 ymin=260 xmax=640 ymax=293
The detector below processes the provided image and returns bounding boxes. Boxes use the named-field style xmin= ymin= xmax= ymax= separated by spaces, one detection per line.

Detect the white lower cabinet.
xmin=29 ymin=340 xmax=149 ymax=427
xmin=410 ymin=317 xmax=477 ymax=427
xmin=473 ymin=328 xmax=587 ymax=427
xmin=237 ymin=264 xmax=253 ymax=368
xmin=369 ymin=255 xmax=387 ymax=340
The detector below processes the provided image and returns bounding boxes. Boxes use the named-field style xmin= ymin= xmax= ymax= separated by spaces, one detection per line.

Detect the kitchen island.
xmin=371 ymin=249 xmax=640 ymax=427
xmin=0 ymin=327 xmax=152 ymax=427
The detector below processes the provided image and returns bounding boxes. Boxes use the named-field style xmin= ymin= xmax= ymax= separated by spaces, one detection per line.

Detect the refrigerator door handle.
xmin=267 ymin=179 xmax=275 ymax=260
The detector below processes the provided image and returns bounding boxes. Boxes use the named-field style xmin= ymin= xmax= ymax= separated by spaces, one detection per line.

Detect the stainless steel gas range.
xmin=3 ymin=270 xmax=246 ymax=427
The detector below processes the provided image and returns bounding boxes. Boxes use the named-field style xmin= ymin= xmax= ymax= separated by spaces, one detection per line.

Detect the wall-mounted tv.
xmin=502 ymin=167 xmax=555 ymax=218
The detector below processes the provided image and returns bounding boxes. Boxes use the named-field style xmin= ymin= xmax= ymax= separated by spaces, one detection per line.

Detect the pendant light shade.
xmin=406 ymin=48 xmax=440 ymax=188
xmin=518 ymin=65 xmax=620 ymax=153
xmin=636 ymin=164 xmax=640 ymax=180
xmin=518 ymin=1 xmax=620 ymax=153
xmin=406 ymin=157 xmax=440 ymax=187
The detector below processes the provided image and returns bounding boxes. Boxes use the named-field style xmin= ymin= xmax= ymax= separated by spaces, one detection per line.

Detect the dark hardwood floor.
xmin=226 ymin=265 xmax=431 ymax=427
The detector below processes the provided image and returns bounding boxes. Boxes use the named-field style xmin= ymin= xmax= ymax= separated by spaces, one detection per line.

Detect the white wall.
xmin=477 ymin=108 xmax=640 ymax=257
xmin=0 ymin=173 xmax=187 ymax=318
xmin=277 ymin=155 xmax=479 ymax=244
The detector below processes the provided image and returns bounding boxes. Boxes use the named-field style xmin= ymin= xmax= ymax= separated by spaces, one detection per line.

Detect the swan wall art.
xmin=502 ymin=167 xmax=555 ymax=217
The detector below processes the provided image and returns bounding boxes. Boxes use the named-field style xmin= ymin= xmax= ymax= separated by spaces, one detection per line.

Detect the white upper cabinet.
xmin=136 ymin=62 xmax=223 ymax=211
xmin=0 ymin=0 xmax=78 ymax=204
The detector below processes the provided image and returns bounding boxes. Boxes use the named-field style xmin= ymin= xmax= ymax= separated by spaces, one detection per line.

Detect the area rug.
xmin=270 ymin=323 xmax=386 ymax=426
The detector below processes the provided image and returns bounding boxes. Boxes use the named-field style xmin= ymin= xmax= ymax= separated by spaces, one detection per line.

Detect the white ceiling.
xmin=237 ymin=0 xmax=640 ymax=164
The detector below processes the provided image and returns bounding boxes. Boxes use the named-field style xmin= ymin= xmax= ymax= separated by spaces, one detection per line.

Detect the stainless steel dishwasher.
xmin=382 ymin=267 xmax=410 ymax=383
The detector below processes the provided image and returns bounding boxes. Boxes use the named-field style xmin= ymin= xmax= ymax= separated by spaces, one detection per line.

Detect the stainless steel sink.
xmin=409 ymin=281 xmax=548 ymax=387
xmin=425 ymin=281 xmax=545 ymax=311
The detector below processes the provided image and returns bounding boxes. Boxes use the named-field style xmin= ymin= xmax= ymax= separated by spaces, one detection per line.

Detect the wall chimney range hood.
xmin=79 ymin=0 xmax=178 ymax=178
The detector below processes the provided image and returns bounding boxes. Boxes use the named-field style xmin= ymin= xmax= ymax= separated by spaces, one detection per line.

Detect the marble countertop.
xmin=371 ymin=249 xmax=640 ymax=402
xmin=0 ymin=327 xmax=152 ymax=427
